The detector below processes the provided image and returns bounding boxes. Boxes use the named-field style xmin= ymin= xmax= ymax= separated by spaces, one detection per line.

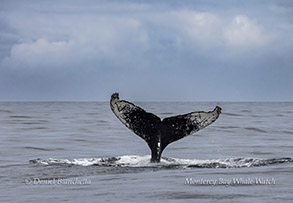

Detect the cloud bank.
xmin=0 ymin=0 xmax=292 ymax=101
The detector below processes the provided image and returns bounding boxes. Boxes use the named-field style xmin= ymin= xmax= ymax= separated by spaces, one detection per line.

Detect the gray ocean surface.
xmin=0 ymin=102 xmax=293 ymax=202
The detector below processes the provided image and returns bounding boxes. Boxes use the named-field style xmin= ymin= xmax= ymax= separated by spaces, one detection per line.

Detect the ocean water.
xmin=0 ymin=102 xmax=293 ymax=202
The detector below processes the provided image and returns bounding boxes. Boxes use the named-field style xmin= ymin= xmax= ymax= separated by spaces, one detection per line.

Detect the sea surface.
xmin=0 ymin=102 xmax=293 ymax=202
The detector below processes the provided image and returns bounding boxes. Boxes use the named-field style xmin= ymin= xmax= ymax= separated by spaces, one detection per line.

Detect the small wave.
xmin=223 ymin=113 xmax=242 ymax=117
xmin=0 ymin=110 xmax=13 ymax=113
xmin=282 ymin=130 xmax=293 ymax=135
xmin=160 ymin=112 xmax=174 ymax=115
xmin=24 ymin=147 xmax=64 ymax=151
xmin=9 ymin=115 xmax=32 ymax=119
xmin=218 ymin=126 xmax=239 ymax=129
xmin=29 ymin=156 xmax=292 ymax=169
xmin=244 ymin=127 xmax=267 ymax=133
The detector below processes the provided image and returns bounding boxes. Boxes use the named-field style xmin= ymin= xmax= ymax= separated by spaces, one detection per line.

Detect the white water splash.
xmin=30 ymin=156 xmax=292 ymax=168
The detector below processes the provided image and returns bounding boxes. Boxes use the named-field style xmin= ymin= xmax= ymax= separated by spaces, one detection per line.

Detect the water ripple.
xmin=244 ymin=127 xmax=267 ymax=133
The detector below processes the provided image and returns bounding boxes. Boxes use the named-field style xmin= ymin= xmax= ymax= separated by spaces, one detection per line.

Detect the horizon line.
xmin=0 ymin=100 xmax=293 ymax=103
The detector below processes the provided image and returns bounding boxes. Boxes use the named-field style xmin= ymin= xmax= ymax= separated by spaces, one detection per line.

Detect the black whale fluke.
xmin=110 ymin=93 xmax=221 ymax=163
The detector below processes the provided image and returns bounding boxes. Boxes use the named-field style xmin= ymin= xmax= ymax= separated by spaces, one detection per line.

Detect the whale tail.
xmin=110 ymin=93 xmax=221 ymax=162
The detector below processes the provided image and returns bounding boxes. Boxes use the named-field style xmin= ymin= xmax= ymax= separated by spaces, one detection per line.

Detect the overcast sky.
xmin=0 ymin=0 xmax=292 ymax=101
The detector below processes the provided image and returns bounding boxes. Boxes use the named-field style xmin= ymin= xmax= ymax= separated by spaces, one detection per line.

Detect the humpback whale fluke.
xmin=110 ymin=93 xmax=221 ymax=163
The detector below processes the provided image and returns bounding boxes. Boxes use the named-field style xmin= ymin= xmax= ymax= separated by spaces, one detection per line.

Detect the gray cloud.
xmin=0 ymin=0 xmax=292 ymax=101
